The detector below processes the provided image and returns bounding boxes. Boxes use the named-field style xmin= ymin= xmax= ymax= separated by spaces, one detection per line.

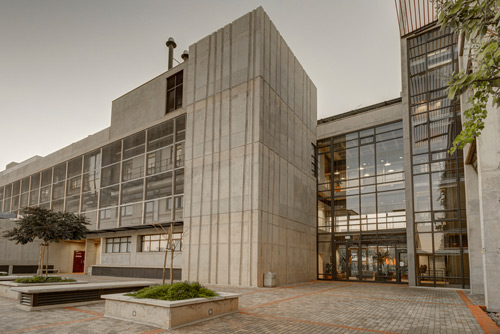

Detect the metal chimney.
xmin=181 ymin=50 xmax=189 ymax=61
xmin=166 ymin=37 xmax=177 ymax=69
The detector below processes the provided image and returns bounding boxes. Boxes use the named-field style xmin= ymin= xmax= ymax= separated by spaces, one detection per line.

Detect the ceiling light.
xmin=359 ymin=167 xmax=364 ymax=170
xmin=384 ymin=162 xmax=391 ymax=166
xmin=388 ymin=169 xmax=394 ymax=173
xmin=364 ymin=173 xmax=370 ymax=177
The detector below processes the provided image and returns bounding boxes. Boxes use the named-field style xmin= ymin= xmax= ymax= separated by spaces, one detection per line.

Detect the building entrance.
xmin=335 ymin=239 xmax=407 ymax=283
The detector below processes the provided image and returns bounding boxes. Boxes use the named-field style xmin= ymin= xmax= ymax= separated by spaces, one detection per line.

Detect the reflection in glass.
xmin=144 ymin=197 xmax=172 ymax=224
xmin=123 ymin=131 xmax=145 ymax=159
xmin=122 ymin=155 xmax=145 ymax=181
xmin=120 ymin=202 xmax=143 ymax=227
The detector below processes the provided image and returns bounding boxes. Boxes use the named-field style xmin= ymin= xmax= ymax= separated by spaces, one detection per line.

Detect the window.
xmin=140 ymin=233 xmax=182 ymax=252
xmin=1 ymin=113 xmax=185 ymax=230
xmin=105 ymin=237 xmax=131 ymax=253
xmin=166 ymin=71 xmax=183 ymax=113
xmin=408 ymin=28 xmax=468 ymax=288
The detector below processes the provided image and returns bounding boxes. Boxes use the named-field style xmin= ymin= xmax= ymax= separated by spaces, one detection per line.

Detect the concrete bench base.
xmin=0 ymin=281 xmax=86 ymax=299
xmin=103 ymin=292 xmax=239 ymax=329
xmin=12 ymin=281 xmax=154 ymax=311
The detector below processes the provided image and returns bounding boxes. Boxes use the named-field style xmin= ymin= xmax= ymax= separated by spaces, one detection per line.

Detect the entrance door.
xmin=348 ymin=245 xmax=359 ymax=280
xmin=73 ymin=250 xmax=85 ymax=273
xmin=361 ymin=244 xmax=377 ymax=281
xmin=396 ymin=250 xmax=409 ymax=283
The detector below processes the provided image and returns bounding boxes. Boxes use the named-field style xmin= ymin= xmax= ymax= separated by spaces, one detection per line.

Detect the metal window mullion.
xmin=450 ymin=40 xmax=466 ymax=289
xmin=62 ymin=162 xmax=68 ymax=211
xmin=315 ymin=143 xmax=320 ymax=279
xmin=36 ymin=172 xmax=41 ymax=208
xmin=171 ymin=118 xmax=177 ymax=222
xmin=117 ymin=140 xmax=124 ymax=228
xmin=26 ymin=175 xmax=31 ymax=211
xmin=14 ymin=182 xmax=20 ymax=214
xmin=408 ymin=33 xmax=420 ymax=286
xmin=79 ymin=155 xmax=84 ymax=215
xmin=96 ymin=148 xmax=103 ymax=230
xmin=424 ymin=34 xmax=437 ymax=287
xmin=329 ymin=140 xmax=334 ymax=280
xmin=374 ymin=138 xmax=378 ymax=241
xmin=142 ymin=130 xmax=148 ymax=226
xmin=49 ymin=167 xmax=54 ymax=210
xmin=0 ymin=185 xmax=4 ymax=212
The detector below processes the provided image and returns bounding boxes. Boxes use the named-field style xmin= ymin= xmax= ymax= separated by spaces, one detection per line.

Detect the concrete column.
xmin=477 ymin=104 xmax=500 ymax=312
xmin=400 ymin=37 xmax=416 ymax=287
xmin=463 ymin=162 xmax=484 ymax=294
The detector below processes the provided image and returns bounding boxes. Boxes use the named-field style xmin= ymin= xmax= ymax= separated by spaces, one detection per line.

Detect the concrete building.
xmin=1 ymin=3 xmax=499 ymax=311
xmin=0 ymin=7 xmax=317 ymax=287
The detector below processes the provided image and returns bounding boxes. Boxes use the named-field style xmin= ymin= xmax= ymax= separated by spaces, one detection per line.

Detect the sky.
xmin=0 ymin=0 xmax=402 ymax=172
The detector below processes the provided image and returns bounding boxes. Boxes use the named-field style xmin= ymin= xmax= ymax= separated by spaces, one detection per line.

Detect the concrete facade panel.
xmin=182 ymin=7 xmax=316 ymax=287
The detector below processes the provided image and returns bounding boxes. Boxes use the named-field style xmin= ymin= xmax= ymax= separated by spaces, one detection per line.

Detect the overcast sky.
xmin=0 ymin=0 xmax=402 ymax=171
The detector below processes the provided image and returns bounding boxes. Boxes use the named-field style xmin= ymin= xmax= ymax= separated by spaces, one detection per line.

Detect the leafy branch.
xmin=433 ymin=0 xmax=500 ymax=153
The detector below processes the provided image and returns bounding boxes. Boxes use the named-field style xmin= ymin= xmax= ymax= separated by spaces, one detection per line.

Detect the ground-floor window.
xmin=140 ymin=233 xmax=182 ymax=252
xmin=105 ymin=236 xmax=131 ymax=253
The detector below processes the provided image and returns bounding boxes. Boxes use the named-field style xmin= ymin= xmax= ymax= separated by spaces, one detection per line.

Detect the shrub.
xmin=14 ymin=275 xmax=76 ymax=283
xmin=127 ymin=281 xmax=217 ymax=301
xmin=0 ymin=273 xmax=7 ymax=276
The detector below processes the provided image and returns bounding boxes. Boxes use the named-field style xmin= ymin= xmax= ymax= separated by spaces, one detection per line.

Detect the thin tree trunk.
xmin=45 ymin=243 xmax=49 ymax=278
xmin=169 ymin=222 xmax=174 ymax=285
xmin=162 ymin=244 xmax=168 ymax=285
xmin=38 ymin=243 xmax=45 ymax=276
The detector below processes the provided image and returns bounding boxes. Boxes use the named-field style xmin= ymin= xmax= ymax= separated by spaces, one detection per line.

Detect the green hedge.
xmin=127 ymin=282 xmax=217 ymax=301
xmin=14 ymin=275 xmax=76 ymax=283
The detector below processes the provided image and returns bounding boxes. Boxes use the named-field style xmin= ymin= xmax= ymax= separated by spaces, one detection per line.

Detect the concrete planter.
xmin=103 ymin=292 xmax=240 ymax=329
xmin=0 ymin=280 xmax=86 ymax=299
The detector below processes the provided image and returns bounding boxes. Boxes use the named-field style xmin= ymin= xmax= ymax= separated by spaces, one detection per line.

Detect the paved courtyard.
xmin=0 ymin=277 xmax=492 ymax=333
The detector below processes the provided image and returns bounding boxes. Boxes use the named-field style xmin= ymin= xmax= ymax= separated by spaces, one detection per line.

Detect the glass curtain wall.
xmin=0 ymin=115 xmax=186 ymax=231
xmin=408 ymin=27 xmax=469 ymax=288
xmin=318 ymin=121 xmax=407 ymax=283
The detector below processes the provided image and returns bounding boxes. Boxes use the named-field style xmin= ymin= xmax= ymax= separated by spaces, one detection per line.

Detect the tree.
xmin=152 ymin=222 xmax=179 ymax=285
xmin=2 ymin=207 xmax=89 ymax=276
xmin=433 ymin=0 xmax=500 ymax=153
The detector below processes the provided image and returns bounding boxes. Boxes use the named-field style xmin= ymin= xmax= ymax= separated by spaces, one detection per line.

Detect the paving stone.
xmin=0 ymin=276 xmax=487 ymax=333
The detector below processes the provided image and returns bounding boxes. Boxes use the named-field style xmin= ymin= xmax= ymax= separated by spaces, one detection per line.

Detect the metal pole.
xmin=166 ymin=38 xmax=177 ymax=70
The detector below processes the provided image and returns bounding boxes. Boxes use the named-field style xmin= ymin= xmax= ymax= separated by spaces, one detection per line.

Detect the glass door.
xmin=397 ymin=250 xmax=409 ymax=283
xmin=361 ymin=244 xmax=377 ymax=281
xmin=376 ymin=246 xmax=396 ymax=282
xmin=335 ymin=244 xmax=348 ymax=280
xmin=348 ymin=245 xmax=359 ymax=280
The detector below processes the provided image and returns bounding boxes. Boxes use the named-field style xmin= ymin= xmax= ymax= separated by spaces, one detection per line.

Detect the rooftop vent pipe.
xmin=166 ymin=37 xmax=177 ymax=69
xmin=181 ymin=50 xmax=189 ymax=61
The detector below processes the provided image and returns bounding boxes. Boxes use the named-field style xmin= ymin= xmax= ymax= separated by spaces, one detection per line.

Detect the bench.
xmin=12 ymin=281 xmax=155 ymax=311
xmin=0 ymin=280 xmax=86 ymax=299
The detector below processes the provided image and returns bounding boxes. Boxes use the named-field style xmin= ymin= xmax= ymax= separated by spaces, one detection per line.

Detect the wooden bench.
xmin=12 ymin=281 xmax=155 ymax=311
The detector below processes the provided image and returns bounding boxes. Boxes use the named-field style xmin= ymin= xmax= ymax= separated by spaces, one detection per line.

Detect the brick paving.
xmin=0 ymin=277 xmax=488 ymax=333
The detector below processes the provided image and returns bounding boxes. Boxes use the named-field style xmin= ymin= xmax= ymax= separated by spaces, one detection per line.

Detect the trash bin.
xmin=263 ymin=272 xmax=277 ymax=287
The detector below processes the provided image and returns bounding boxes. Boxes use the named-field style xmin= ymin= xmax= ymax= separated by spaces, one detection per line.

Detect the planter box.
xmin=0 ymin=280 xmax=86 ymax=299
xmin=103 ymin=292 xmax=240 ymax=329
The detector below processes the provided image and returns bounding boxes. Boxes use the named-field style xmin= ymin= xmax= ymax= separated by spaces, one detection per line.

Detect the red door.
xmin=73 ymin=251 xmax=85 ymax=273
